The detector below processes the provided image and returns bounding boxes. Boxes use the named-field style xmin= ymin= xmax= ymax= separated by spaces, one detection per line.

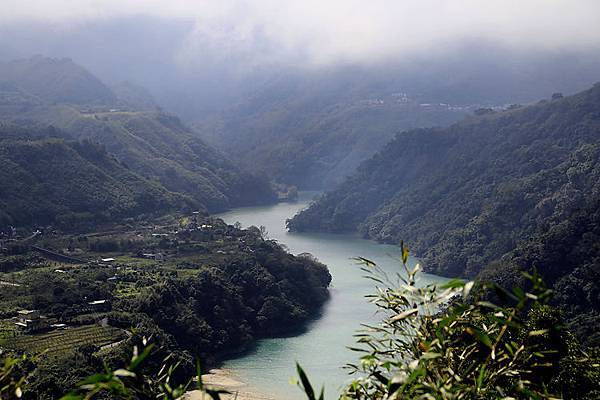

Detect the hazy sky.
xmin=2 ymin=0 xmax=600 ymax=67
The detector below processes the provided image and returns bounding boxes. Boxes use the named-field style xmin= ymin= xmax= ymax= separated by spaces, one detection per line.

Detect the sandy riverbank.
xmin=183 ymin=368 xmax=275 ymax=400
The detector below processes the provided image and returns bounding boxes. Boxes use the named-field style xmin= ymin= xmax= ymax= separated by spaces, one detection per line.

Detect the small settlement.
xmin=0 ymin=211 xmax=264 ymax=357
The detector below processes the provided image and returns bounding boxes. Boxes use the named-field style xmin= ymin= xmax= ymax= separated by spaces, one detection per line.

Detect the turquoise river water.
xmin=216 ymin=192 xmax=446 ymax=399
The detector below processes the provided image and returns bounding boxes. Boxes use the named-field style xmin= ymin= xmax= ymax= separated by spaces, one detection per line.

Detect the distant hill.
xmin=290 ymin=84 xmax=600 ymax=275
xmin=193 ymin=51 xmax=600 ymax=190
xmin=195 ymin=72 xmax=471 ymax=189
xmin=289 ymin=84 xmax=600 ymax=344
xmin=8 ymin=107 xmax=276 ymax=211
xmin=0 ymin=56 xmax=277 ymax=219
xmin=0 ymin=138 xmax=191 ymax=228
xmin=110 ymin=81 xmax=160 ymax=111
xmin=0 ymin=56 xmax=116 ymax=105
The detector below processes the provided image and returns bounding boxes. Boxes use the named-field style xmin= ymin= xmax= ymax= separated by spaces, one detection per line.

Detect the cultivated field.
xmin=2 ymin=324 xmax=126 ymax=356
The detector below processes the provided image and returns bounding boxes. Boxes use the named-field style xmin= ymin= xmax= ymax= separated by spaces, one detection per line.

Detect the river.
xmin=216 ymin=192 xmax=446 ymax=399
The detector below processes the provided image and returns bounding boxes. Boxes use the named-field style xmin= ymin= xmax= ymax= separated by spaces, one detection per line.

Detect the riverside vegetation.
xmin=289 ymin=84 xmax=600 ymax=348
xmin=2 ymin=245 xmax=597 ymax=399
xmin=0 ymin=55 xmax=329 ymax=399
xmin=0 ymin=215 xmax=331 ymax=399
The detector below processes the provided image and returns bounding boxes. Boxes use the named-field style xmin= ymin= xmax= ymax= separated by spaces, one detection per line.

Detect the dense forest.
xmin=196 ymin=70 xmax=470 ymax=189
xmin=290 ymin=84 xmax=600 ymax=345
xmin=481 ymin=196 xmax=600 ymax=347
xmin=0 ymin=217 xmax=331 ymax=399
xmin=0 ymin=56 xmax=276 ymax=228
xmin=0 ymin=136 xmax=192 ymax=228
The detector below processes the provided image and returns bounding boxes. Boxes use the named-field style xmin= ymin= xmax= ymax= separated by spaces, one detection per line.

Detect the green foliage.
xmin=480 ymin=195 xmax=600 ymax=347
xmin=0 ymin=339 xmax=226 ymax=400
xmin=0 ymin=217 xmax=332 ymax=398
xmin=289 ymin=83 xmax=600 ymax=345
xmin=0 ymin=138 xmax=189 ymax=229
xmin=0 ymin=55 xmax=277 ymax=230
xmin=58 ymin=340 xmax=207 ymax=400
xmin=296 ymin=255 xmax=600 ymax=399
xmin=130 ymin=235 xmax=331 ymax=360
xmin=3 ymin=241 xmax=598 ymax=399
xmin=0 ymin=352 xmax=31 ymax=399
xmin=296 ymin=363 xmax=324 ymax=400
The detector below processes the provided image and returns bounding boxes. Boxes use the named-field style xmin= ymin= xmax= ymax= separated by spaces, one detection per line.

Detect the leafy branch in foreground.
xmin=0 ymin=351 xmax=34 ymax=399
xmin=58 ymin=337 xmax=229 ymax=400
xmin=297 ymin=242 xmax=599 ymax=399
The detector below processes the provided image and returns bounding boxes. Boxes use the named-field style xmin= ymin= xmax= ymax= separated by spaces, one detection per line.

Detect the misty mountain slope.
xmin=184 ymin=49 xmax=600 ymax=190
xmin=0 ymin=138 xmax=190 ymax=228
xmin=196 ymin=71 xmax=471 ymax=189
xmin=13 ymin=107 xmax=276 ymax=210
xmin=289 ymin=83 xmax=600 ymax=278
xmin=0 ymin=56 xmax=276 ymax=211
xmin=0 ymin=56 xmax=116 ymax=105
xmin=200 ymin=87 xmax=467 ymax=188
xmin=110 ymin=80 xmax=160 ymax=111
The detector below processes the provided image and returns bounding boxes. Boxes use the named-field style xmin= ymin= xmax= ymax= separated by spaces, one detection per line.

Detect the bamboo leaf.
xmin=389 ymin=308 xmax=418 ymax=322
xmin=296 ymin=363 xmax=315 ymax=400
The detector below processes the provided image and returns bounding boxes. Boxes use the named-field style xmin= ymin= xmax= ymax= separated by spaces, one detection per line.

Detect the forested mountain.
xmin=192 ymin=50 xmax=600 ymax=189
xmin=196 ymin=71 xmax=471 ymax=188
xmin=289 ymin=84 xmax=600 ymax=343
xmin=7 ymin=107 xmax=276 ymax=211
xmin=0 ymin=56 xmax=276 ymax=225
xmin=290 ymin=84 xmax=600 ymax=273
xmin=482 ymin=195 xmax=600 ymax=347
xmin=0 ymin=56 xmax=116 ymax=105
xmin=0 ymin=137 xmax=190 ymax=228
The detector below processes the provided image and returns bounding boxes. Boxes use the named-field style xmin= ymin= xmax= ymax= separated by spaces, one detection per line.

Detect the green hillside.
xmin=0 ymin=138 xmax=191 ymax=228
xmin=289 ymin=84 xmax=600 ymax=344
xmin=0 ymin=56 xmax=276 ymax=217
xmin=11 ymin=107 xmax=276 ymax=211
xmin=290 ymin=85 xmax=600 ymax=272
xmin=197 ymin=76 xmax=470 ymax=189
xmin=0 ymin=56 xmax=116 ymax=105
xmin=480 ymin=195 xmax=600 ymax=347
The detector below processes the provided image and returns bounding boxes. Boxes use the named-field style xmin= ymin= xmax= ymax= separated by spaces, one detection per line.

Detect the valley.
xmin=1 ymin=4 xmax=600 ymax=398
xmin=215 ymin=193 xmax=447 ymax=399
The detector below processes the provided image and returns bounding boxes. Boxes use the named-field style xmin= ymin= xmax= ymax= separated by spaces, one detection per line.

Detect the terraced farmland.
xmin=2 ymin=325 xmax=127 ymax=356
xmin=0 ymin=320 xmax=20 ymax=345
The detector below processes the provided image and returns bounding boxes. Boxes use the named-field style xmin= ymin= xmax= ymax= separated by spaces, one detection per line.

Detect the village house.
xmin=88 ymin=299 xmax=111 ymax=312
xmin=141 ymin=253 xmax=165 ymax=261
xmin=14 ymin=309 xmax=49 ymax=333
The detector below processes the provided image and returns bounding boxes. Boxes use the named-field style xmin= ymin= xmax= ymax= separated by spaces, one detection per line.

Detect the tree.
xmin=296 ymin=246 xmax=600 ymax=399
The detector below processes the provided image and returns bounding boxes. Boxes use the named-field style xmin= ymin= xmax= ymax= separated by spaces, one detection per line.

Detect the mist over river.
xmin=216 ymin=192 xmax=447 ymax=399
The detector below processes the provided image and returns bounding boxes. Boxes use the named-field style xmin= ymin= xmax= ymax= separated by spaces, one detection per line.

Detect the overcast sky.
xmin=2 ymin=0 xmax=600 ymax=67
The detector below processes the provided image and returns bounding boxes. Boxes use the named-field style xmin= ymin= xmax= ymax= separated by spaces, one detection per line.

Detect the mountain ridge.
xmin=288 ymin=83 xmax=600 ymax=344
xmin=0 ymin=56 xmax=277 ymax=223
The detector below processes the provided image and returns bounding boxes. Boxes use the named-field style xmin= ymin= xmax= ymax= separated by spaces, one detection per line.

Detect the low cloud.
xmin=2 ymin=0 xmax=600 ymax=68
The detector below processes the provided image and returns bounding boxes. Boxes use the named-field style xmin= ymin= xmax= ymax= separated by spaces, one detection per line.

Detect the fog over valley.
xmin=0 ymin=2 xmax=600 ymax=399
